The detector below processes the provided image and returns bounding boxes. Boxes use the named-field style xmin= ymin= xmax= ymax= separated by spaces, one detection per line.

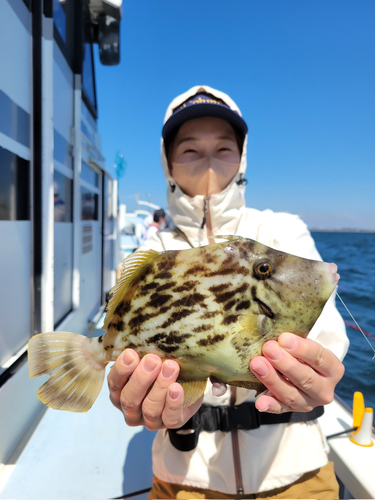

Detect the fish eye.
xmin=254 ymin=261 xmax=273 ymax=280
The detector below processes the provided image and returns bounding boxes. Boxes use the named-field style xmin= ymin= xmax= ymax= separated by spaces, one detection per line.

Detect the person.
xmin=142 ymin=208 xmax=167 ymax=242
xmin=107 ymin=86 xmax=348 ymax=499
xmin=140 ymin=213 xmax=154 ymax=242
xmin=53 ymin=182 xmax=66 ymax=222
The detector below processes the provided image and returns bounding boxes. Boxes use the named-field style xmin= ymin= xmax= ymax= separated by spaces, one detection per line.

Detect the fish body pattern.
xmin=28 ymin=236 xmax=339 ymax=412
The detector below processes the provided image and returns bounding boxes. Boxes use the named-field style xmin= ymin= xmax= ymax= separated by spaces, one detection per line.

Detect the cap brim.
xmin=162 ymin=104 xmax=248 ymax=142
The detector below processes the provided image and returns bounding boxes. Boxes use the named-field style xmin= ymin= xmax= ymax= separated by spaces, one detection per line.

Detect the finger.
xmin=141 ymin=359 xmax=180 ymax=430
xmin=119 ymin=354 xmax=162 ymax=426
xmin=255 ymin=391 xmax=291 ymax=414
xmin=262 ymin=340 xmax=325 ymax=401
xmin=250 ymin=355 xmax=314 ymax=412
xmin=162 ymin=385 xmax=204 ymax=429
xmin=278 ymin=333 xmax=342 ymax=378
xmin=108 ymin=349 xmax=139 ymax=410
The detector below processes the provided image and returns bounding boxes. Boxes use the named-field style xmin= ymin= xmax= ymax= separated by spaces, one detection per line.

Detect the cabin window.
xmin=102 ymin=175 xmax=115 ymax=297
xmin=53 ymin=169 xmax=73 ymax=326
xmin=54 ymin=129 xmax=73 ymax=170
xmin=80 ymin=162 xmax=99 ymax=221
xmin=0 ymin=147 xmax=29 ymax=221
xmin=81 ymin=188 xmax=98 ymax=221
xmin=81 ymin=161 xmax=99 ymax=187
xmin=53 ymin=171 xmax=73 ymax=222
xmin=53 ymin=0 xmax=67 ymax=43
xmin=82 ymin=5 xmax=97 ymax=117
xmin=82 ymin=42 xmax=97 ymax=116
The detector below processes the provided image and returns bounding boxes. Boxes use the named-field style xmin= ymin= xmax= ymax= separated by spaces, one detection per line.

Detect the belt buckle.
xmin=218 ymin=406 xmax=231 ymax=432
xmin=227 ymin=403 xmax=261 ymax=431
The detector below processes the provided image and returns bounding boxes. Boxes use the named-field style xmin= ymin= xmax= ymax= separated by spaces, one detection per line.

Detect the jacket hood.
xmin=161 ymin=85 xmax=248 ymax=247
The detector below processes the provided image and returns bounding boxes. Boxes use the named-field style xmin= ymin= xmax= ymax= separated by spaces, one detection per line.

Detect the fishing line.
xmin=336 ymin=292 xmax=375 ymax=359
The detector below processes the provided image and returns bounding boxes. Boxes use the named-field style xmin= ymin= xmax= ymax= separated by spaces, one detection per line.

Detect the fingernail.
xmin=122 ymin=350 xmax=135 ymax=366
xmin=169 ymin=387 xmax=180 ymax=400
xmin=279 ymin=333 xmax=297 ymax=349
xmin=252 ymin=360 xmax=269 ymax=377
xmin=258 ymin=405 xmax=270 ymax=412
xmin=264 ymin=342 xmax=282 ymax=361
xmin=162 ymin=361 xmax=175 ymax=379
xmin=143 ymin=355 xmax=158 ymax=373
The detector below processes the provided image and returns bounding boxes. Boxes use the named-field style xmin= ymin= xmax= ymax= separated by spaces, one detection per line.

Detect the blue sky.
xmin=94 ymin=0 xmax=375 ymax=230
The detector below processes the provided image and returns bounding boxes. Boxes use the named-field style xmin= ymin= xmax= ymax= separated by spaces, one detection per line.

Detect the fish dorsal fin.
xmin=179 ymin=379 xmax=208 ymax=408
xmin=214 ymin=235 xmax=243 ymax=242
xmin=103 ymin=249 xmax=159 ymax=330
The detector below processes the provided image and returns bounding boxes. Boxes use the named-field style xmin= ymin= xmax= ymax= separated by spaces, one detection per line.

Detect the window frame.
xmin=82 ymin=24 xmax=98 ymax=119
xmin=51 ymin=0 xmax=98 ymax=119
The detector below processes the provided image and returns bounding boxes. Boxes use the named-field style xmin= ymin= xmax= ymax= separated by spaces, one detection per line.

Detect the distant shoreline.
xmin=310 ymin=229 xmax=375 ymax=233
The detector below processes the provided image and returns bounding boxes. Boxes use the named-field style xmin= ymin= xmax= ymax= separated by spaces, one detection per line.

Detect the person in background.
xmin=143 ymin=208 xmax=166 ymax=242
xmin=141 ymin=213 xmax=153 ymax=236
xmin=108 ymin=86 xmax=348 ymax=499
xmin=53 ymin=182 xmax=65 ymax=222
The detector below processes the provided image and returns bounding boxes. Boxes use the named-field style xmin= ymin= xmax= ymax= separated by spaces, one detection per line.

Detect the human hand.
xmin=249 ymin=333 xmax=345 ymax=413
xmin=107 ymin=349 xmax=203 ymax=430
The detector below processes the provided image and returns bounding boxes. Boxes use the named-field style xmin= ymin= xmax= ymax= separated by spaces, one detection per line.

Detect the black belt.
xmin=168 ymin=403 xmax=324 ymax=452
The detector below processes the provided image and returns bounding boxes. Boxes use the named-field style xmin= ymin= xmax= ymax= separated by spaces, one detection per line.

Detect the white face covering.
xmin=171 ymin=157 xmax=240 ymax=198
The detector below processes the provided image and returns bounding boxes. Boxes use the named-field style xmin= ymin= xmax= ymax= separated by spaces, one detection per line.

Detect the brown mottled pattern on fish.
xmin=92 ymin=237 xmax=336 ymax=390
xmin=28 ymin=236 xmax=339 ymax=412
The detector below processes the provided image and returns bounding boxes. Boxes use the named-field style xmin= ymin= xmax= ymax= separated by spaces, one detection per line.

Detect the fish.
xmin=28 ymin=236 xmax=339 ymax=413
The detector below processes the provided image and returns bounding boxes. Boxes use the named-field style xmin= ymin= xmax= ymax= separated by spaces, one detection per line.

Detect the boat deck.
xmin=0 ymin=316 xmax=156 ymax=500
xmin=3 ymin=396 xmax=374 ymax=500
xmin=318 ymin=398 xmax=375 ymax=499
xmin=1 ymin=364 xmax=155 ymax=500
xmin=1 ymin=316 xmax=374 ymax=500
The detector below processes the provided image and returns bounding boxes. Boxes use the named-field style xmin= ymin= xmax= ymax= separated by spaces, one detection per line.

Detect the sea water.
xmin=312 ymin=232 xmax=375 ymax=412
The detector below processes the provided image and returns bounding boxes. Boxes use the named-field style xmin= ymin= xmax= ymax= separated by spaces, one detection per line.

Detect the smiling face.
xmin=167 ymin=116 xmax=241 ymax=197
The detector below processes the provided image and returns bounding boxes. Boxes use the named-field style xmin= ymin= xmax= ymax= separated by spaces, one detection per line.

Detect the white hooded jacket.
xmin=139 ymin=85 xmax=349 ymax=494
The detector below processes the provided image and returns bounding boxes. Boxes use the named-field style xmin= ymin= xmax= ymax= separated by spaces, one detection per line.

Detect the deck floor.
xmin=1 ymin=364 xmax=156 ymax=500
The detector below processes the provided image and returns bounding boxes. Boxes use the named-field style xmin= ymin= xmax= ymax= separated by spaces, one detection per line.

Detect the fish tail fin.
xmin=28 ymin=332 xmax=106 ymax=412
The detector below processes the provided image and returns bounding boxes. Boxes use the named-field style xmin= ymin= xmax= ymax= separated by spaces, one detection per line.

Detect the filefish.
xmin=28 ymin=236 xmax=339 ymax=412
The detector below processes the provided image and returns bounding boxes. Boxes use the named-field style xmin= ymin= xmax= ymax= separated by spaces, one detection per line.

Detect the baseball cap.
xmin=162 ymin=93 xmax=248 ymax=143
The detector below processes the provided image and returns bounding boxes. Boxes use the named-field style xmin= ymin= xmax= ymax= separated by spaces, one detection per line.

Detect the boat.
xmin=0 ymin=0 xmax=123 ymax=493
xmin=319 ymin=394 xmax=374 ymax=499
xmin=0 ymin=1 xmax=374 ymax=499
xmin=118 ymin=200 xmax=161 ymax=257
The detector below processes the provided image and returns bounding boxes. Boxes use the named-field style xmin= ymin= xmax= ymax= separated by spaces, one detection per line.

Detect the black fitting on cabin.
xmin=169 ymin=182 xmax=176 ymax=193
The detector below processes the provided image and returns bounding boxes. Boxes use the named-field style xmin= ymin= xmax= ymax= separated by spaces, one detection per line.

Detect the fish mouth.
xmin=327 ymin=262 xmax=340 ymax=285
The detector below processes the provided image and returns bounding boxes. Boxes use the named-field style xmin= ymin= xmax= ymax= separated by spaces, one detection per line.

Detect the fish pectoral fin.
xmin=179 ymin=379 xmax=208 ymax=408
xmin=103 ymin=249 xmax=159 ymax=330
xmin=238 ymin=313 xmax=260 ymax=334
xmin=231 ymin=313 xmax=264 ymax=349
